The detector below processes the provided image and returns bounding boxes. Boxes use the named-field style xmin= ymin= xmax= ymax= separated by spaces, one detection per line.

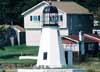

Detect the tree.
xmin=0 ymin=0 xmax=37 ymax=26
xmin=0 ymin=25 xmax=9 ymax=47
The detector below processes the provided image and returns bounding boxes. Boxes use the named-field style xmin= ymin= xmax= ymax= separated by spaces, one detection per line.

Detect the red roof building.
xmin=62 ymin=34 xmax=100 ymax=63
xmin=62 ymin=33 xmax=100 ymax=54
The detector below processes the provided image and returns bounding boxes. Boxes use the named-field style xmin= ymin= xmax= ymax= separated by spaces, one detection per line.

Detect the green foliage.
xmin=0 ymin=0 xmax=37 ymax=25
xmin=0 ymin=45 xmax=39 ymax=57
xmin=0 ymin=0 xmax=99 ymax=25
xmin=0 ymin=59 xmax=37 ymax=64
xmin=74 ymin=0 xmax=99 ymax=11
xmin=87 ymin=69 xmax=95 ymax=72
xmin=0 ymin=25 xmax=9 ymax=33
xmin=0 ymin=25 xmax=10 ymax=46
xmin=97 ymin=52 xmax=100 ymax=60
xmin=0 ymin=44 xmax=38 ymax=64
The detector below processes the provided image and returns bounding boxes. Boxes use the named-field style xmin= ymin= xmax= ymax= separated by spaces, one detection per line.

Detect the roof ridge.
xmin=21 ymin=1 xmax=89 ymax=16
xmin=84 ymin=34 xmax=100 ymax=40
xmin=12 ymin=25 xmax=25 ymax=32
xmin=63 ymin=36 xmax=79 ymax=43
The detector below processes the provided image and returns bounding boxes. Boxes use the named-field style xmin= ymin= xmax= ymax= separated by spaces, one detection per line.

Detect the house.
xmin=93 ymin=27 xmax=100 ymax=35
xmin=94 ymin=20 xmax=99 ymax=27
xmin=11 ymin=25 xmax=25 ymax=45
xmin=21 ymin=1 xmax=93 ymax=46
xmin=62 ymin=33 xmax=100 ymax=63
xmin=92 ymin=20 xmax=100 ymax=35
xmin=0 ymin=25 xmax=25 ymax=47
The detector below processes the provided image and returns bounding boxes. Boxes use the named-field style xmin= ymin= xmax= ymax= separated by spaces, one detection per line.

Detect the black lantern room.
xmin=43 ymin=3 xmax=58 ymax=26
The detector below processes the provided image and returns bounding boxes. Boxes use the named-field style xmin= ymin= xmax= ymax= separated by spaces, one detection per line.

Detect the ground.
xmin=76 ymin=57 xmax=100 ymax=72
xmin=0 ymin=44 xmax=100 ymax=72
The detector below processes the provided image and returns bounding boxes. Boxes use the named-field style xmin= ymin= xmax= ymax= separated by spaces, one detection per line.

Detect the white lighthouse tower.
xmin=37 ymin=3 xmax=66 ymax=68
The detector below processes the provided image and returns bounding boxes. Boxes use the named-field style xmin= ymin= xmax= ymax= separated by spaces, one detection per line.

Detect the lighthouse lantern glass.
xmin=43 ymin=13 xmax=58 ymax=24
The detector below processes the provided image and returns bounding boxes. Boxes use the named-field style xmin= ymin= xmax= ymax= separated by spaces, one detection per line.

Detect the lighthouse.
xmin=18 ymin=2 xmax=85 ymax=72
xmin=37 ymin=3 xmax=66 ymax=68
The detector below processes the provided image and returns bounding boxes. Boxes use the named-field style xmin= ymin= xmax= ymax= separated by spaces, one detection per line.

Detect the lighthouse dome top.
xmin=43 ymin=3 xmax=58 ymax=26
xmin=43 ymin=3 xmax=58 ymax=13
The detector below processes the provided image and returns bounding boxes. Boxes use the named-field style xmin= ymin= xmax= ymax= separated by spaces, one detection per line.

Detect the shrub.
xmin=97 ymin=52 xmax=100 ymax=60
xmin=87 ymin=69 xmax=95 ymax=72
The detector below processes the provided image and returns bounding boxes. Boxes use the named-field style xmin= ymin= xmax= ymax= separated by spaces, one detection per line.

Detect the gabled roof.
xmin=21 ymin=1 xmax=90 ymax=16
xmin=47 ymin=1 xmax=89 ymax=14
xmin=62 ymin=36 xmax=78 ymax=44
xmin=62 ymin=34 xmax=100 ymax=44
xmin=12 ymin=25 xmax=25 ymax=32
xmin=21 ymin=1 xmax=49 ymax=16
xmin=84 ymin=34 xmax=100 ymax=43
xmin=63 ymin=36 xmax=79 ymax=43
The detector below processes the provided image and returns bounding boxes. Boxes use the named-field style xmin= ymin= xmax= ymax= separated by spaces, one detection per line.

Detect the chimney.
xmin=79 ymin=31 xmax=84 ymax=41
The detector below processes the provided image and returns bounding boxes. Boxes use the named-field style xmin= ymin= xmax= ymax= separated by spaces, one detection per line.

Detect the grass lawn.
xmin=0 ymin=59 xmax=37 ymax=64
xmin=75 ymin=57 xmax=100 ymax=72
xmin=0 ymin=44 xmax=38 ymax=64
xmin=0 ymin=44 xmax=100 ymax=72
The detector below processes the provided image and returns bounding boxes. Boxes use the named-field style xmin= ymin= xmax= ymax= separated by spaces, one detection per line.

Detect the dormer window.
xmin=30 ymin=16 xmax=40 ymax=21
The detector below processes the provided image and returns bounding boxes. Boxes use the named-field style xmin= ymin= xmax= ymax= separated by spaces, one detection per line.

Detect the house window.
xmin=63 ymin=44 xmax=67 ymax=49
xmin=30 ymin=16 xmax=32 ymax=21
xmin=38 ymin=16 xmax=40 ymax=21
xmin=30 ymin=16 xmax=40 ymax=21
xmin=43 ymin=52 xmax=47 ymax=60
xmin=58 ymin=15 xmax=63 ymax=21
xmin=57 ymin=30 xmax=60 ymax=36
xmin=60 ymin=15 xmax=63 ymax=21
xmin=88 ymin=43 xmax=94 ymax=50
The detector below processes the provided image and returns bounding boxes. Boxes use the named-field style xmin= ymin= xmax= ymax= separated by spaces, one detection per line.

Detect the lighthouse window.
xmin=50 ymin=16 xmax=58 ymax=22
xmin=43 ymin=52 xmax=47 ymax=60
